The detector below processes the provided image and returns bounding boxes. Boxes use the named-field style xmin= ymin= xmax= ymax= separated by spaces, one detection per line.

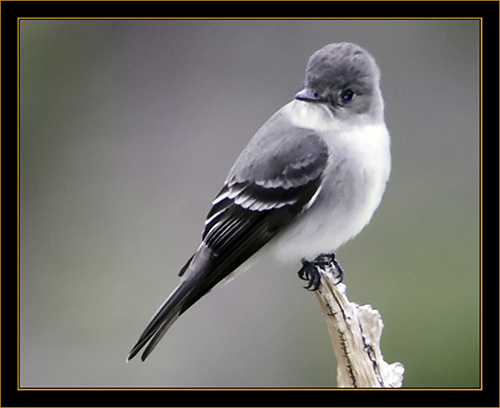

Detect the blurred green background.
xmin=20 ymin=19 xmax=480 ymax=388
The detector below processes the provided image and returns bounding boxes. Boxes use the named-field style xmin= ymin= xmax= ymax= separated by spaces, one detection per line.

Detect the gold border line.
xmin=16 ymin=16 xmax=484 ymax=393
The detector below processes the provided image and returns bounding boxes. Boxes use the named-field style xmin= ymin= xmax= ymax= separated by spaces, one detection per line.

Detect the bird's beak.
xmin=295 ymin=87 xmax=323 ymax=102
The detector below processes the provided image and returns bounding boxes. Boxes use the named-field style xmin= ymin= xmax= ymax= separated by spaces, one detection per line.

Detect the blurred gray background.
xmin=20 ymin=19 xmax=480 ymax=388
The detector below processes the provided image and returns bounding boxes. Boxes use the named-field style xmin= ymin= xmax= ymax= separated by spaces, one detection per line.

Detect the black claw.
xmin=297 ymin=253 xmax=345 ymax=291
xmin=331 ymin=256 xmax=344 ymax=284
xmin=298 ymin=259 xmax=321 ymax=291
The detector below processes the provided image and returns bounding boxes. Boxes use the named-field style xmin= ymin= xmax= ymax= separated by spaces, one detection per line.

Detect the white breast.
xmin=269 ymin=101 xmax=391 ymax=265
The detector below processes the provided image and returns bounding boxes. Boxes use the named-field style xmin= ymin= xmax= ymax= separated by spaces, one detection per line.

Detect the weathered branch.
xmin=313 ymin=261 xmax=405 ymax=388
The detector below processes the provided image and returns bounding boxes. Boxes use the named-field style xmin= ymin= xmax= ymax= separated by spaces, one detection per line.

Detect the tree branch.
xmin=313 ymin=261 xmax=405 ymax=388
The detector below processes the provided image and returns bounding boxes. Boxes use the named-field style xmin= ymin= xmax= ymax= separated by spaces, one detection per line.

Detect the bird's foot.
xmin=298 ymin=259 xmax=321 ymax=291
xmin=297 ymin=253 xmax=344 ymax=291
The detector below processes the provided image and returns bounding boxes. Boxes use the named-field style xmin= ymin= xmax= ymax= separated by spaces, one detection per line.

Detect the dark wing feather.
xmin=128 ymin=126 xmax=329 ymax=361
xmin=177 ymin=130 xmax=329 ymax=314
xmin=179 ymin=177 xmax=323 ymax=313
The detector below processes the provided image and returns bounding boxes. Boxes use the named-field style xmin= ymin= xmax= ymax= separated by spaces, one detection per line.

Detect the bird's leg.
xmin=331 ymin=255 xmax=344 ymax=283
xmin=316 ymin=253 xmax=344 ymax=284
xmin=297 ymin=253 xmax=344 ymax=291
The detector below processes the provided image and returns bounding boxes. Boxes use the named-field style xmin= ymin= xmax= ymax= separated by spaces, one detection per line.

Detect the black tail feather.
xmin=127 ymin=279 xmax=194 ymax=362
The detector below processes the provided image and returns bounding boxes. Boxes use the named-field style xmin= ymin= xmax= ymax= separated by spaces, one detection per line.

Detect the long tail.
xmin=126 ymin=281 xmax=189 ymax=361
xmin=127 ymin=244 xmax=214 ymax=362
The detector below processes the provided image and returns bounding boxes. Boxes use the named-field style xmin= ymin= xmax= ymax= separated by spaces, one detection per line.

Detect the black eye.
xmin=340 ymin=89 xmax=354 ymax=102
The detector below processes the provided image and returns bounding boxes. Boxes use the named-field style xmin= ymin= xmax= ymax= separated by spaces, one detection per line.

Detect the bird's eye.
xmin=340 ymin=89 xmax=354 ymax=102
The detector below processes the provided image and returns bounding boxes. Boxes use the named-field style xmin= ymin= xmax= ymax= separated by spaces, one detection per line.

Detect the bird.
xmin=127 ymin=42 xmax=391 ymax=362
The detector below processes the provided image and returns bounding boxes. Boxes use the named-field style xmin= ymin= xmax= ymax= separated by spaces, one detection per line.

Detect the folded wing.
xmin=128 ymin=117 xmax=329 ymax=361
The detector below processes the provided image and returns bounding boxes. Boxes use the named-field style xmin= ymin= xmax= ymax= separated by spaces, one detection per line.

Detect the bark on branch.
xmin=313 ymin=261 xmax=405 ymax=388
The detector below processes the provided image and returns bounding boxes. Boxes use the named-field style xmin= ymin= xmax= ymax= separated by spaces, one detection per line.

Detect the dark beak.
xmin=295 ymin=87 xmax=323 ymax=102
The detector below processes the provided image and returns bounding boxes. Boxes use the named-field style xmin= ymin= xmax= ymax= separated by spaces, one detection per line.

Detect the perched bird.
xmin=127 ymin=42 xmax=391 ymax=362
